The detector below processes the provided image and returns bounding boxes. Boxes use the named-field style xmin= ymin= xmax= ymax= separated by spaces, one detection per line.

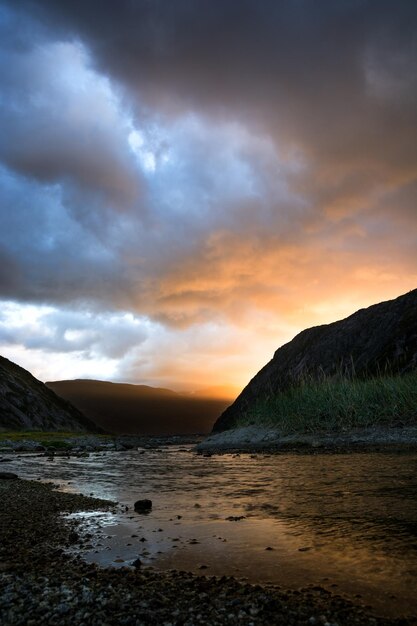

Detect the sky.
xmin=0 ymin=0 xmax=416 ymax=395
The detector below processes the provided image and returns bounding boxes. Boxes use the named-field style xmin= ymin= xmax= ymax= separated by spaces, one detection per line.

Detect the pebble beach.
xmin=0 ymin=477 xmax=415 ymax=626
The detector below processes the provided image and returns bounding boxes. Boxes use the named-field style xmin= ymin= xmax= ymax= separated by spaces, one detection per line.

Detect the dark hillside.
xmin=214 ymin=289 xmax=417 ymax=432
xmin=0 ymin=356 xmax=96 ymax=432
xmin=47 ymin=379 xmax=231 ymax=435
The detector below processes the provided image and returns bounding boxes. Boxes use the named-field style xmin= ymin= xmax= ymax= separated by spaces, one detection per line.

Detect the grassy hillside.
xmin=214 ymin=289 xmax=417 ymax=433
xmin=238 ymin=371 xmax=417 ymax=434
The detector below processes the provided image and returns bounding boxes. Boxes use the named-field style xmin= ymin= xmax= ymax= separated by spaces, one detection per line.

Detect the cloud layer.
xmin=0 ymin=1 xmax=415 ymax=390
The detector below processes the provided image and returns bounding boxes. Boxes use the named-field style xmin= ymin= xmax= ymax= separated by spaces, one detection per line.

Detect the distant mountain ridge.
xmin=0 ymin=356 xmax=96 ymax=432
xmin=50 ymin=379 xmax=178 ymax=397
xmin=213 ymin=289 xmax=417 ymax=432
xmin=47 ymin=379 xmax=232 ymax=435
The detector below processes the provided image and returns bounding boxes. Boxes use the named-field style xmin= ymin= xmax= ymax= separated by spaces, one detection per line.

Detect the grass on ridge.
xmin=0 ymin=431 xmax=112 ymax=443
xmin=240 ymin=370 xmax=417 ymax=434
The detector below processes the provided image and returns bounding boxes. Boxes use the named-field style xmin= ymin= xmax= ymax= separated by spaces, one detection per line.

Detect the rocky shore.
xmin=2 ymin=427 xmax=417 ymax=458
xmin=196 ymin=426 xmax=417 ymax=455
xmin=0 ymin=434 xmax=202 ymax=454
xmin=0 ymin=477 xmax=415 ymax=625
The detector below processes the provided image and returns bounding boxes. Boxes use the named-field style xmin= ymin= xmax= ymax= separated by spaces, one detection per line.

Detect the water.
xmin=5 ymin=448 xmax=417 ymax=618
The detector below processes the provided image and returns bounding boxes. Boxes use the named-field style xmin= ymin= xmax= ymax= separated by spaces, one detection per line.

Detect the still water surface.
xmin=7 ymin=448 xmax=417 ymax=618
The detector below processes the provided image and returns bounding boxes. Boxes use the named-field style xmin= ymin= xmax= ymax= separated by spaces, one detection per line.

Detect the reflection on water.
xmin=6 ymin=448 xmax=417 ymax=618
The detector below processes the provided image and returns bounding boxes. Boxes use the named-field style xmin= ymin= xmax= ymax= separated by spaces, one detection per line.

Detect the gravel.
xmin=196 ymin=426 xmax=417 ymax=454
xmin=0 ymin=478 xmax=414 ymax=626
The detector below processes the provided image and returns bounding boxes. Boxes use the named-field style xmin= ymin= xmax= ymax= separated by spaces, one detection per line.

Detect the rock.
xmin=67 ymin=531 xmax=79 ymax=544
xmin=131 ymin=557 xmax=142 ymax=568
xmin=134 ymin=499 xmax=152 ymax=513
xmin=0 ymin=472 xmax=18 ymax=479
xmin=225 ymin=515 xmax=246 ymax=521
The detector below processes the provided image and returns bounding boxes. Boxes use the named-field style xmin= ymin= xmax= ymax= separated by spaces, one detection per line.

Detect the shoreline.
xmin=196 ymin=425 xmax=417 ymax=454
xmin=1 ymin=426 xmax=417 ymax=456
xmin=0 ymin=433 xmax=203 ymax=454
xmin=1 ymin=477 xmax=414 ymax=625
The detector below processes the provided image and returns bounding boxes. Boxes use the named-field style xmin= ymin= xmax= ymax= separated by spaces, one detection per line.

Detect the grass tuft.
xmin=0 ymin=431 xmax=112 ymax=443
xmin=239 ymin=371 xmax=417 ymax=434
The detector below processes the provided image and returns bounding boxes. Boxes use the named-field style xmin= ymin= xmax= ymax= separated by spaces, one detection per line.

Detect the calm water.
xmin=6 ymin=448 xmax=417 ymax=618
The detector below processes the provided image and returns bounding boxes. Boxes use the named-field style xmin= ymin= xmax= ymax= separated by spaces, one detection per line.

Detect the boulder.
xmin=0 ymin=472 xmax=18 ymax=479
xmin=134 ymin=499 xmax=152 ymax=513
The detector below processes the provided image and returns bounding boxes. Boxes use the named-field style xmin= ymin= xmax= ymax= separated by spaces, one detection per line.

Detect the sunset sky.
xmin=0 ymin=1 xmax=416 ymax=395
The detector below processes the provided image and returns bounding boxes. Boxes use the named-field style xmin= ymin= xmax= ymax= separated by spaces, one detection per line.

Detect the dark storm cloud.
xmin=0 ymin=36 xmax=144 ymax=211
xmin=0 ymin=249 xmax=21 ymax=297
xmin=0 ymin=0 xmax=415 ymax=327
xmin=0 ymin=164 xmax=130 ymax=307
xmin=13 ymin=1 xmax=416 ymax=153
xmin=2 ymin=0 xmax=414 ymax=237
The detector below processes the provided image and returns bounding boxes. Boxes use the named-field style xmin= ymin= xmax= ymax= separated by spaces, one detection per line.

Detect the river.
xmin=5 ymin=447 xmax=417 ymax=619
